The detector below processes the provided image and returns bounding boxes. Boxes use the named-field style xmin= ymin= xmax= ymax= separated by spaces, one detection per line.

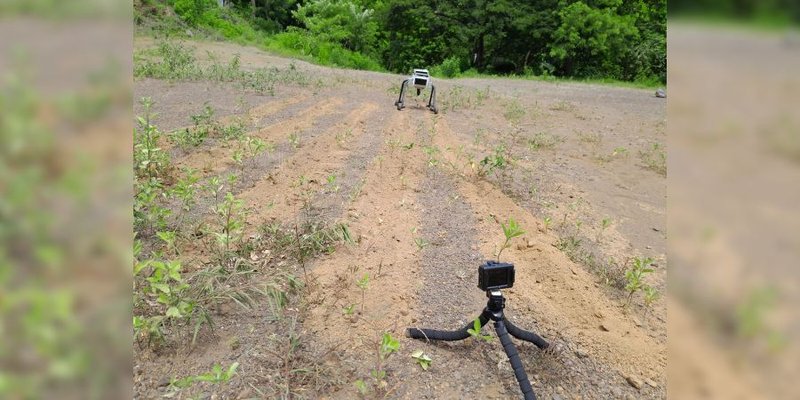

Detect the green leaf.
xmin=151 ymin=283 xmax=170 ymax=294
xmin=166 ymin=306 xmax=182 ymax=318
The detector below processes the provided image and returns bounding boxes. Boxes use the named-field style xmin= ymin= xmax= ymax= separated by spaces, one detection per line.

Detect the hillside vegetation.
xmin=135 ymin=0 xmax=666 ymax=85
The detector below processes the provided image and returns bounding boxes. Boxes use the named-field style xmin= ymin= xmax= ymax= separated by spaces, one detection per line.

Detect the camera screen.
xmin=486 ymin=268 xmax=510 ymax=287
xmin=414 ymin=77 xmax=427 ymax=86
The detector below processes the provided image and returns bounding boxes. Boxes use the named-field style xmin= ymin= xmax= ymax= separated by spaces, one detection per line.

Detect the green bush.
xmin=430 ymin=56 xmax=462 ymax=78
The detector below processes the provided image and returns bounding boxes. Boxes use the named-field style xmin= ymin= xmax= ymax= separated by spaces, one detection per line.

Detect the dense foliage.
xmin=137 ymin=0 xmax=666 ymax=84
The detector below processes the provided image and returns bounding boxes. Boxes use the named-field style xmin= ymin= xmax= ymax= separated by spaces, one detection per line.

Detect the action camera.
xmin=478 ymin=261 xmax=515 ymax=291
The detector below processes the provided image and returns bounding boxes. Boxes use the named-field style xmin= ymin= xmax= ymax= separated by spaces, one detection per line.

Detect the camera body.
xmin=478 ymin=261 xmax=515 ymax=291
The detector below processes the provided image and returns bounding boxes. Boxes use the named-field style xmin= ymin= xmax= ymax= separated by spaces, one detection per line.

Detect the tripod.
xmin=406 ymin=290 xmax=549 ymax=400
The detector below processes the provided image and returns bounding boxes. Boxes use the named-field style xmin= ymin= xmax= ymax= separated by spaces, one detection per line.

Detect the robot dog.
xmin=394 ymin=69 xmax=438 ymax=114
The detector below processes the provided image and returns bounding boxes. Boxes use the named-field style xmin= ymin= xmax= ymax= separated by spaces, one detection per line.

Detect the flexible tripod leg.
xmin=504 ymin=318 xmax=549 ymax=350
xmin=407 ymin=314 xmax=489 ymax=341
xmin=495 ymin=320 xmax=536 ymax=400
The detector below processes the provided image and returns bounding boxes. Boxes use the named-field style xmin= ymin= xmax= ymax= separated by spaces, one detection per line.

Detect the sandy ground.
xmin=133 ymin=36 xmax=666 ymax=399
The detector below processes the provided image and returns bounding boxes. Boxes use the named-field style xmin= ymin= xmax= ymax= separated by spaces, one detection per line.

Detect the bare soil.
xmin=134 ymin=37 xmax=666 ymax=400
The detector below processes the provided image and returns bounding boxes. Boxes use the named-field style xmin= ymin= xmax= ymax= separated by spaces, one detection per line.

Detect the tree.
xmin=293 ymin=0 xmax=380 ymax=53
xmin=548 ymin=0 xmax=639 ymax=79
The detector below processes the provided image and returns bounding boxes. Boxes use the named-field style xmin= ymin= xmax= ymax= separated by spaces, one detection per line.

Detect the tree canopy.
xmin=161 ymin=0 xmax=667 ymax=83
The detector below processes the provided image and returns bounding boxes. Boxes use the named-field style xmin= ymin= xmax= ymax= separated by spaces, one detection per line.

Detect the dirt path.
xmin=134 ymin=37 xmax=666 ymax=400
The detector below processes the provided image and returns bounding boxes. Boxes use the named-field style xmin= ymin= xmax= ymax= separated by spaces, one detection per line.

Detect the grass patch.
xmin=134 ymin=40 xmax=311 ymax=95
xmin=639 ymin=143 xmax=666 ymax=176
xmin=527 ymin=132 xmax=561 ymax=150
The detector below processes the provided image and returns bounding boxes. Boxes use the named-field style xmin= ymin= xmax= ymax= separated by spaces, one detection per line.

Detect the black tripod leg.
xmin=495 ymin=320 xmax=536 ymax=400
xmin=407 ymin=314 xmax=489 ymax=341
xmin=505 ymin=318 xmax=549 ymax=350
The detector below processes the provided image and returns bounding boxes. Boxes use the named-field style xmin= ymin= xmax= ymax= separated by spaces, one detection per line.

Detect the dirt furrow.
xmin=298 ymin=108 xmax=433 ymax=398
xmin=237 ymin=100 xmax=378 ymax=229
xmin=175 ymin=95 xmax=344 ymax=178
xmin=429 ymin=116 xmax=666 ymax=398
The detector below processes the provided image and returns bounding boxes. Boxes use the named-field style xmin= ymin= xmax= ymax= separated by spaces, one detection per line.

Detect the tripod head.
xmin=484 ymin=290 xmax=506 ymax=321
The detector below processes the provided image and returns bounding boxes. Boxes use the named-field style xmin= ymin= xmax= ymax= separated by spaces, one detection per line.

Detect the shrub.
xmin=431 ymin=56 xmax=462 ymax=78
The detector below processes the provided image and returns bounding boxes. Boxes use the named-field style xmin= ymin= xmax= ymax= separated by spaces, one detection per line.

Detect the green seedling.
xmin=326 ymin=174 xmax=340 ymax=193
xmin=597 ymin=217 xmax=612 ymax=241
xmin=356 ymin=273 xmax=369 ymax=313
xmin=156 ymin=231 xmax=178 ymax=256
xmin=336 ymin=128 xmax=353 ymax=148
xmin=422 ymin=145 xmax=439 ymax=166
xmin=478 ymin=146 xmax=508 ymax=178
xmin=354 ymin=380 xmax=369 ymax=396
xmin=380 ymin=332 xmax=400 ymax=358
xmin=467 ymin=318 xmax=492 ymax=342
xmin=625 ymin=257 xmax=654 ymax=307
xmin=359 ymin=332 xmax=400 ymax=396
xmin=288 ymin=132 xmax=300 ymax=148
xmin=402 ymin=142 xmax=414 ymax=150
xmin=343 ymin=304 xmax=356 ymax=316
xmin=496 ymin=217 xmax=525 ymax=260
xmin=411 ymin=350 xmax=432 ymax=371
xmin=169 ymin=362 xmax=239 ymax=391
xmin=642 ymin=285 xmax=659 ymax=320
xmin=640 ymin=142 xmax=666 ymax=176
xmin=414 ymin=237 xmax=429 ymax=250
xmin=171 ymin=168 xmax=200 ymax=217
xmin=543 ymin=216 xmax=552 ymax=233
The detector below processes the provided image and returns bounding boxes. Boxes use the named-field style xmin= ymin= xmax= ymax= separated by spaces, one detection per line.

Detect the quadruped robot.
xmin=394 ymin=69 xmax=438 ymax=114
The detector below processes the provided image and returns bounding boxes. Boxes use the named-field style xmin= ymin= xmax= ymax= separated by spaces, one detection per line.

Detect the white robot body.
xmin=412 ymin=69 xmax=431 ymax=90
xmin=394 ymin=68 xmax=438 ymax=114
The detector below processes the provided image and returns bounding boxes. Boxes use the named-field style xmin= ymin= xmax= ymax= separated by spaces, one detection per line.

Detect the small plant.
xmin=356 ymin=273 xmax=369 ymax=313
xmin=624 ymin=257 xmax=655 ymax=307
xmin=343 ymin=303 xmax=356 ymax=316
xmin=133 ymin=257 xmax=210 ymax=347
xmin=134 ymin=97 xmax=171 ymax=179
xmin=210 ymin=192 xmax=246 ymax=267
xmin=402 ymin=142 xmax=414 ymax=150
xmin=527 ymin=132 xmax=560 ymax=150
xmin=503 ymin=99 xmax=525 ymax=125
xmin=233 ymin=135 xmax=268 ymax=174
xmin=422 ymin=145 xmax=439 ymax=166
xmin=336 ymin=128 xmax=354 ymax=148
xmin=220 ymin=120 xmax=246 ymax=141
xmin=640 ymin=142 xmax=666 ymax=176
xmin=349 ymin=178 xmax=366 ymax=202
xmin=735 ymin=287 xmax=786 ymax=351
xmin=288 ymin=131 xmax=300 ymax=148
xmin=411 ymin=350 xmax=432 ymax=371
xmin=496 ymin=217 xmax=525 ymax=260
xmin=356 ymin=332 xmax=400 ymax=397
xmin=578 ymin=132 xmax=602 ymax=144
xmin=597 ymin=217 xmax=612 ymax=242
xmin=414 ymin=237 xmax=429 ymax=250
xmin=171 ymin=168 xmax=200 ymax=221
xmin=642 ymin=285 xmax=659 ymax=320
xmin=478 ymin=145 xmax=510 ymax=179
xmin=596 ymin=146 xmax=628 ymax=163
xmin=134 ymin=177 xmax=172 ymax=235
xmin=169 ymin=362 xmax=239 ymax=391
xmin=326 ymin=174 xmax=340 ymax=193
xmin=156 ymin=230 xmax=178 ymax=256
xmin=543 ymin=216 xmax=552 ymax=233
xmin=467 ymin=318 xmax=492 ymax=342
xmin=550 ymin=100 xmax=575 ymax=112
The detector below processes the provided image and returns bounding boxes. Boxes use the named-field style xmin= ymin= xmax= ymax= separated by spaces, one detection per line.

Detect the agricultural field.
xmin=133 ymin=37 xmax=666 ymax=399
